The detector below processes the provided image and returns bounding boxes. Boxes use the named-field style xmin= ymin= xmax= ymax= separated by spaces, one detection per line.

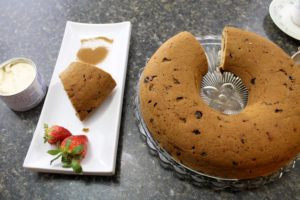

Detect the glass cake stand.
xmin=135 ymin=35 xmax=300 ymax=191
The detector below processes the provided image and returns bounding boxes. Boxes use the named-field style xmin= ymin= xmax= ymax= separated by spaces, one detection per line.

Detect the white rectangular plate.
xmin=23 ymin=21 xmax=131 ymax=175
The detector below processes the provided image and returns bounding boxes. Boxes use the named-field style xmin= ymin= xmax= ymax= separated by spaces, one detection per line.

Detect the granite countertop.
xmin=1 ymin=0 xmax=300 ymax=199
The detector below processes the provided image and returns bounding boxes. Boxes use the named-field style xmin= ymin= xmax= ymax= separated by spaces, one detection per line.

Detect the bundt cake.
xmin=138 ymin=27 xmax=300 ymax=179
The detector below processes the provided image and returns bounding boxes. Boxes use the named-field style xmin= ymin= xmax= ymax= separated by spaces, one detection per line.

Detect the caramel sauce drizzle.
xmin=77 ymin=36 xmax=113 ymax=65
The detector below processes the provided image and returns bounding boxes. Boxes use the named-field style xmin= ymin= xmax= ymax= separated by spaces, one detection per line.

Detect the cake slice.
xmin=59 ymin=62 xmax=116 ymax=121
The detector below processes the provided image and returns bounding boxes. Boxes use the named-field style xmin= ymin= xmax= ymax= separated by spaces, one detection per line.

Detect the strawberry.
xmin=48 ymin=135 xmax=88 ymax=173
xmin=44 ymin=123 xmax=72 ymax=145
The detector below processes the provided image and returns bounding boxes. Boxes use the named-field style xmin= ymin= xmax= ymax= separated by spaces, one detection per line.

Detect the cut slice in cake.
xmin=59 ymin=61 xmax=116 ymax=121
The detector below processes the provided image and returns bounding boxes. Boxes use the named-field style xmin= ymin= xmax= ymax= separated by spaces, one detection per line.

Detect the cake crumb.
xmin=82 ymin=128 xmax=89 ymax=133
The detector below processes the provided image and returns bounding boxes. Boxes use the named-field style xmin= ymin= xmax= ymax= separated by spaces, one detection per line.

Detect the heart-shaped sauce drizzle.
xmin=76 ymin=36 xmax=113 ymax=65
xmin=77 ymin=47 xmax=108 ymax=65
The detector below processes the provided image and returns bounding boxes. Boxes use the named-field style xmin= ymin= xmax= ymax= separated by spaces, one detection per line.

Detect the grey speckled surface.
xmin=0 ymin=0 xmax=300 ymax=199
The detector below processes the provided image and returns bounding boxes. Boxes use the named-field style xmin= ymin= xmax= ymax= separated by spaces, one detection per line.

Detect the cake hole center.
xmin=201 ymin=71 xmax=248 ymax=115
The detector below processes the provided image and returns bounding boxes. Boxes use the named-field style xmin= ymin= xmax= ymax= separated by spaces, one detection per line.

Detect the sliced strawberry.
xmin=44 ymin=123 xmax=72 ymax=145
xmin=48 ymin=135 xmax=88 ymax=173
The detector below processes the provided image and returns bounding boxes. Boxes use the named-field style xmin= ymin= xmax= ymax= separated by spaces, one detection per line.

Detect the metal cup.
xmin=0 ymin=58 xmax=47 ymax=111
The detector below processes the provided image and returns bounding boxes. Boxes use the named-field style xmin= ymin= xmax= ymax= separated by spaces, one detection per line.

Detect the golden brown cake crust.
xmin=139 ymin=30 xmax=300 ymax=179
xmin=60 ymin=61 xmax=116 ymax=121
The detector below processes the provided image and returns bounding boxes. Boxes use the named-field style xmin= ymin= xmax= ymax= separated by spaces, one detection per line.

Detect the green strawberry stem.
xmin=47 ymin=149 xmax=61 ymax=155
xmin=64 ymin=139 xmax=71 ymax=150
xmin=71 ymin=145 xmax=83 ymax=155
xmin=43 ymin=123 xmax=49 ymax=143
xmin=47 ymin=149 xmax=62 ymax=165
xmin=71 ymin=159 xmax=82 ymax=173
xmin=62 ymin=163 xmax=71 ymax=168
xmin=47 ymin=137 xmax=85 ymax=173
xmin=49 ymin=154 xmax=62 ymax=165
